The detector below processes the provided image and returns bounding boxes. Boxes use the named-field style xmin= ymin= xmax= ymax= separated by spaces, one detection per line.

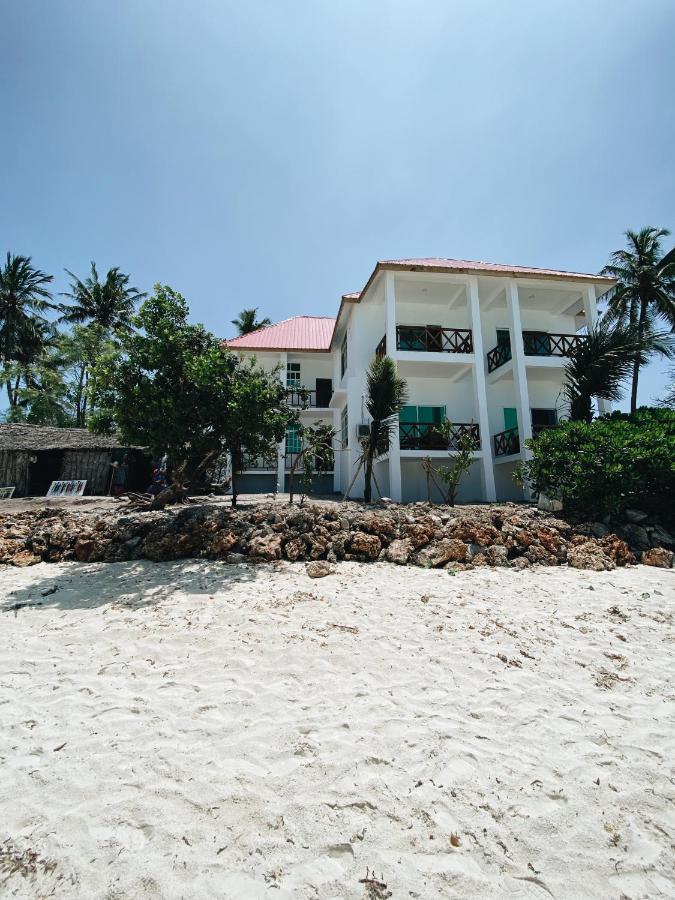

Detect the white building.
xmin=225 ymin=257 xmax=615 ymax=502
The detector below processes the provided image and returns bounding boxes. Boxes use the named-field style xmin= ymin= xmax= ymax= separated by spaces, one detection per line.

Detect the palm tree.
xmin=362 ymin=355 xmax=408 ymax=503
xmin=564 ymin=318 xmax=673 ymax=423
xmin=0 ymin=252 xmax=55 ymax=405
xmin=61 ymin=262 xmax=146 ymax=332
xmin=231 ymin=307 xmax=271 ymax=335
xmin=602 ymin=227 xmax=675 ymax=413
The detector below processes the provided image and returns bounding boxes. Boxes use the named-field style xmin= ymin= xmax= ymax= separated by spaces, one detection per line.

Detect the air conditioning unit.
xmin=357 ymin=424 xmax=370 ymax=439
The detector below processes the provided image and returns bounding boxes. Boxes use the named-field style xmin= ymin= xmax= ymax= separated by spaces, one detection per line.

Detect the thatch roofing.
xmin=0 ymin=424 xmax=133 ymax=452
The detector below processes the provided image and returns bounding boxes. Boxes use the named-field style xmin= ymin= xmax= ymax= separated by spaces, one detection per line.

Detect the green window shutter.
xmin=285 ymin=425 xmax=302 ymax=454
xmin=503 ymin=407 xmax=518 ymax=432
xmin=399 ymin=405 xmax=418 ymax=423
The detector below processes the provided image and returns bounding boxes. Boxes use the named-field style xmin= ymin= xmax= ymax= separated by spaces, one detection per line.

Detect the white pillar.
xmin=384 ymin=271 xmax=402 ymax=501
xmin=506 ymin=282 xmax=533 ymax=449
xmin=507 ymin=281 xmax=534 ymax=502
xmin=277 ymin=352 xmax=287 ymax=494
xmin=583 ymin=284 xmax=610 ymax=415
xmin=468 ymin=276 xmax=496 ymax=502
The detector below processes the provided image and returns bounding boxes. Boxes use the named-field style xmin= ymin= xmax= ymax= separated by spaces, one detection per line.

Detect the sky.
xmin=2 ymin=0 xmax=674 ymax=409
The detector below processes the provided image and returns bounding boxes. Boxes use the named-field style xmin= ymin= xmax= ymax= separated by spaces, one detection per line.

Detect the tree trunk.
xmin=287 ymin=449 xmax=305 ymax=505
xmin=630 ymin=295 xmax=649 ymax=415
xmin=363 ymin=427 xmax=374 ymax=503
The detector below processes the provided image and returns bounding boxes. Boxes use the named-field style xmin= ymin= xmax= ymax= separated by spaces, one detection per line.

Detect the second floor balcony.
xmin=286 ymin=382 xmax=333 ymax=408
xmin=487 ymin=332 xmax=586 ymax=373
xmin=400 ymin=421 xmax=480 ymax=452
xmin=376 ymin=325 xmax=473 ymax=358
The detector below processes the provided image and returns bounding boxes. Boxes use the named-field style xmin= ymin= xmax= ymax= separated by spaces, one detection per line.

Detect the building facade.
xmin=225 ymin=257 xmax=615 ymax=502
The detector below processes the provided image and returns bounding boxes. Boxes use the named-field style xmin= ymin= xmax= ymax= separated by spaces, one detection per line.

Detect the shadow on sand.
xmin=0 ymin=558 xmax=266 ymax=613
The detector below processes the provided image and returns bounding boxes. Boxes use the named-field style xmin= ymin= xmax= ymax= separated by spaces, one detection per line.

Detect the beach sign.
xmin=46 ymin=480 xmax=87 ymax=498
xmin=0 ymin=486 xmax=15 ymax=499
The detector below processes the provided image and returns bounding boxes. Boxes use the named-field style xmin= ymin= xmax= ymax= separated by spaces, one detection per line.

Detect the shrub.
xmin=515 ymin=407 xmax=675 ymax=522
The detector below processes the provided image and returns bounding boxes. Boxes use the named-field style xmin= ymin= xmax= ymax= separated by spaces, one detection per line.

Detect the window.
xmin=341 ymin=334 xmax=348 ymax=378
xmin=285 ymin=424 xmax=302 ymax=454
xmin=341 ymin=406 xmax=349 ymax=448
xmin=286 ymin=362 xmax=301 ymax=387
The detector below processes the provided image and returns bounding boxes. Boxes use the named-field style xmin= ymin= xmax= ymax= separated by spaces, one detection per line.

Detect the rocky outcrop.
xmin=0 ymin=500 xmax=665 ymax=572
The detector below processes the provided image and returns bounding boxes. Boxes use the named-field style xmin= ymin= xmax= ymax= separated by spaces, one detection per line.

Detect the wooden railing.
xmin=375 ymin=335 xmax=387 ymax=358
xmin=242 ymin=454 xmax=277 ymax=470
xmin=523 ymin=332 xmax=586 ymax=357
xmin=286 ymin=387 xmax=332 ymax=408
xmin=493 ymin=427 xmax=520 ymax=456
xmin=400 ymin=422 xmax=480 ymax=451
xmin=396 ymin=325 xmax=473 ymax=354
xmin=487 ymin=332 xmax=586 ymax=372
xmin=487 ymin=342 xmax=513 ymax=372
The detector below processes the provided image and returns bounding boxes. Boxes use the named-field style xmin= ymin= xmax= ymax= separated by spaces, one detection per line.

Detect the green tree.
xmin=287 ymin=421 xmax=336 ymax=505
xmin=361 ymin=355 xmax=408 ymax=503
xmin=231 ymin=307 xmax=271 ymax=335
xmin=0 ymin=252 xmax=55 ymax=405
xmin=62 ymin=262 xmax=146 ymax=332
xmin=90 ymin=284 xmax=295 ymax=507
xmin=431 ymin=422 xmax=478 ymax=506
xmin=563 ymin=317 xmax=672 ymax=423
xmin=602 ymin=227 xmax=675 ymax=413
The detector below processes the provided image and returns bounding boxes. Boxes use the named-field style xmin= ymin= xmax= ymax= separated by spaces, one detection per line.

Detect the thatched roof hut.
xmin=0 ymin=425 xmax=147 ymax=497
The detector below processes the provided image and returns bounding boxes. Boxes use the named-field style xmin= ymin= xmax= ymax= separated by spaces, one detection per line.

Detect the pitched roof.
xmin=0 ymin=424 xmax=132 ymax=451
xmin=377 ymin=257 xmax=615 ymax=281
xmin=224 ymin=316 xmax=336 ymax=352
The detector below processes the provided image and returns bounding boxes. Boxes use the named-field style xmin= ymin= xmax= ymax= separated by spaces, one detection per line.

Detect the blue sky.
xmin=2 ymin=0 xmax=674 ymax=407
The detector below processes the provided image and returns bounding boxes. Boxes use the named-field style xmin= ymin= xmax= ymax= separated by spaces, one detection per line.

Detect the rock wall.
xmin=1 ymin=501 xmax=673 ymax=570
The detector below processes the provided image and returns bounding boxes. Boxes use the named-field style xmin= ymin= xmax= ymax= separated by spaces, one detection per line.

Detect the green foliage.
xmin=564 ymin=317 xmax=673 ymax=422
xmin=288 ymin=421 xmax=336 ymax=505
xmin=602 ymin=227 xmax=675 ymax=413
xmin=61 ymin=262 xmax=146 ymax=332
xmin=362 ymin=355 xmax=408 ymax=503
xmin=0 ymin=253 xmax=55 ymax=406
xmin=90 ymin=284 xmax=296 ymax=504
xmin=516 ymin=408 xmax=675 ymax=521
xmin=431 ymin=422 xmax=478 ymax=506
xmin=231 ymin=307 xmax=271 ymax=335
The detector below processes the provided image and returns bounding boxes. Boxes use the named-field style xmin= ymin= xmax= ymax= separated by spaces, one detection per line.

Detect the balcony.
xmin=492 ymin=422 xmax=558 ymax=457
xmin=487 ymin=332 xmax=587 ymax=373
xmin=400 ymin=421 xmax=480 ymax=452
xmin=286 ymin=385 xmax=332 ymax=408
xmin=375 ymin=326 xmax=473 ymax=357
xmin=241 ymin=452 xmax=334 ymax=472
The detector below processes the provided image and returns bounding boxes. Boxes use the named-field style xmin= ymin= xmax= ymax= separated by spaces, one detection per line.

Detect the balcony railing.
xmin=400 ymin=422 xmax=480 ymax=451
xmin=523 ymin=332 xmax=586 ymax=357
xmin=286 ymin=387 xmax=332 ymax=408
xmin=396 ymin=325 xmax=473 ymax=354
xmin=487 ymin=332 xmax=586 ymax=372
xmin=493 ymin=422 xmax=559 ymax=456
xmin=242 ymin=454 xmax=277 ymax=470
xmin=486 ymin=342 xmax=513 ymax=372
xmin=375 ymin=335 xmax=387 ymax=358
xmin=493 ymin=427 xmax=520 ymax=456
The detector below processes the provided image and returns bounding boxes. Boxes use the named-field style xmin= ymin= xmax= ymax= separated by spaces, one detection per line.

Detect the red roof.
xmin=378 ymin=257 xmax=613 ymax=281
xmin=224 ymin=316 xmax=336 ymax=352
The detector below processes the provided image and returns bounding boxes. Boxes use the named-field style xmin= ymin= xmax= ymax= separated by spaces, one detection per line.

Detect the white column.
xmin=384 ymin=271 xmax=397 ymax=359
xmin=384 ymin=271 xmax=402 ymax=501
xmin=583 ymin=284 xmax=610 ymax=415
xmin=277 ymin=352 xmax=287 ymax=494
xmin=506 ymin=282 xmax=533 ymax=448
xmin=468 ymin=277 xmax=496 ymax=502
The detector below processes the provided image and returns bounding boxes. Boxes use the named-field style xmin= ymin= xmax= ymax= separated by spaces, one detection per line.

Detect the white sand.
xmin=1 ymin=560 xmax=673 ymax=899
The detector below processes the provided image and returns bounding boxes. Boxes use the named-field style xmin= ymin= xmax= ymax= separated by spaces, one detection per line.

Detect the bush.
xmin=516 ymin=407 xmax=675 ymax=522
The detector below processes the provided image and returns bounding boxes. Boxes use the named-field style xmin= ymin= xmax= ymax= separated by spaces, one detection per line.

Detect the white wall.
xmin=403 ymin=370 xmax=477 ymax=423
xmin=400 ymin=459 xmax=483 ymax=503
xmin=494 ymin=461 xmax=525 ymax=502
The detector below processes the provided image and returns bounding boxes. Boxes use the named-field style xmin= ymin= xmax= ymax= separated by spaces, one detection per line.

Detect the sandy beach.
xmin=1 ymin=559 xmax=673 ymax=899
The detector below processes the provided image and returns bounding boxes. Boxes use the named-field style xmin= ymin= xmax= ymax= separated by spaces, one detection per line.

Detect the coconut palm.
xmin=361 ymin=355 xmax=408 ymax=503
xmin=564 ymin=318 xmax=673 ymax=423
xmin=231 ymin=307 xmax=271 ymax=335
xmin=0 ymin=253 xmax=55 ymax=404
xmin=602 ymin=227 xmax=675 ymax=413
xmin=61 ymin=262 xmax=146 ymax=332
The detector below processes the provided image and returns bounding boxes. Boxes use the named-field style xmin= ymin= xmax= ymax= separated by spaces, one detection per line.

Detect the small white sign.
xmin=46 ymin=480 xmax=87 ymax=498
xmin=0 ymin=486 xmax=15 ymax=499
